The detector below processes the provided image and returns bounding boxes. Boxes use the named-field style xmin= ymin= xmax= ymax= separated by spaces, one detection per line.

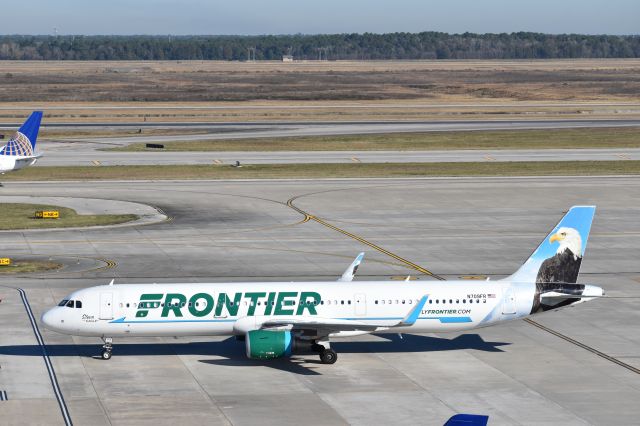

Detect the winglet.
xmin=338 ymin=252 xmax=365 ymax=282
xmin=397 ymin=295 xmax=428 ymax=327
xmin=108 ymin=279 xmax=114 ymax=286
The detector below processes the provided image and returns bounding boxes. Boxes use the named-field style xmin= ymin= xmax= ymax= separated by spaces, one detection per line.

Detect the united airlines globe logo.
xmin=0 ymin=132 xmax=33 ymax=156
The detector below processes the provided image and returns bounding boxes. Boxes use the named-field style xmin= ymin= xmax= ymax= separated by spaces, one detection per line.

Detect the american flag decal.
xmin=487 ymin=294 xmax=496 ymax=298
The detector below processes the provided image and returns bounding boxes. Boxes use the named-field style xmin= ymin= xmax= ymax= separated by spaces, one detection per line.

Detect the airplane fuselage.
xmin=43 ymin=280 xmax=540 ymax=338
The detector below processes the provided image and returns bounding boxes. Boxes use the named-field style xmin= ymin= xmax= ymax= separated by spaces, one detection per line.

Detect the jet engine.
xmin=245 ymin=330 xmax=314 ymax=359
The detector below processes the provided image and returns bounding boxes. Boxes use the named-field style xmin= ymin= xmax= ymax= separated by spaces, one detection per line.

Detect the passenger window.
xmin=429 ymin=300 xmax=433 ymax=304
xmin=476 ymin=299 xmax=480 ymax=303
xmin=58 ymin=299 xmax=69 ymax=307
xmin=483 ymin=299 xmax=487 ymax=303
xmin=463 ymin=299 xmax=466 ymax=304
xmin=320 ymin=301 xmax=324 ymax=305
xmin=76 ymin=301 xmax=82 ymax=309
xmin=456 ymin=299 xmax=459 ymax=304
xmin=402 ymin=300 xmax=405 ymax=304
xmin=375 ymin=300 xmax=378 ymax=304
xmin=436 ymin=300 xmax=439 ymax=304
xmin=126 ymin=303 xmax=130 ymax=308
xmin=449 ymin=299 xmax=453 ymax=304
xmin=348 ymin=300 xmax=351 ymax=305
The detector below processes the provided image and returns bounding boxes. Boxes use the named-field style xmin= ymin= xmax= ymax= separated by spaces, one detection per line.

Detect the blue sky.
xmin=3 ymin=0 xmax=638 ymax=35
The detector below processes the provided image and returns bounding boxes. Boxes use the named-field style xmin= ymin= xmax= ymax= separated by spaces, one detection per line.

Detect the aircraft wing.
xmin=260 ymin=295 xmax=428 ymax=335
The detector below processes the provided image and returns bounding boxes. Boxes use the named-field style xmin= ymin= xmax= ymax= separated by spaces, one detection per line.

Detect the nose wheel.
xmin=101 ymin=337 xmax=113 ymax=360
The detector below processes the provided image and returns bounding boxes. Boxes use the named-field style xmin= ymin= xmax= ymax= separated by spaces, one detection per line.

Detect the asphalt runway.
xmin=38 ymin=147 xmax=640 ymax=166
xmin=0 ymin=176 xmax=639 ymax=425
xmin=26 ymin=118 xmax=640 ymax=166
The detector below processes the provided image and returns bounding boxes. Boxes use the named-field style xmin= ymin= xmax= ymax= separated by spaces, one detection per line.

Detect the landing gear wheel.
xmin=319 ymin=348 xmax=338 ymax=364
xmin=101 ymin=337 xmax=113 ymax=360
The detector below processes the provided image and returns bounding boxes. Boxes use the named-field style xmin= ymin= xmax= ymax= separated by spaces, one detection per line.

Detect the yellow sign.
xmin=35 ymin=210 xmax=60 ymax=219
xmin=0 ymin=258 xmax=11 ymax=266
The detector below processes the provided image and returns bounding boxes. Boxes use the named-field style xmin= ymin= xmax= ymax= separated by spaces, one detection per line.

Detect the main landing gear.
xmin=313 ymin=342 xmax=338 ymax=364
xmin=101 ymin=337 xmax=113 ymax=360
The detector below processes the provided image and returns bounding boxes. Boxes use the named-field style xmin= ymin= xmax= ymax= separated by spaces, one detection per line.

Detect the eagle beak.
xmin=549 ymin=233 xmax=562 ymax=243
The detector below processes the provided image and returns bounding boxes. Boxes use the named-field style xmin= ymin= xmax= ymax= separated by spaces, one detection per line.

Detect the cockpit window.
xmin=65 ymin=300 xmax=74 ymax=308
xmin=58 ymin=299 xmax=69 ymax=307
xmin=75 ymin=300 xmax=82 ymax=309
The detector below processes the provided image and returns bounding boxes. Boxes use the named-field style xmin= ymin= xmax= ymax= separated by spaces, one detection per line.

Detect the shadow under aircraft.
xmin=0 ymin=333 xmax=509 ymax=375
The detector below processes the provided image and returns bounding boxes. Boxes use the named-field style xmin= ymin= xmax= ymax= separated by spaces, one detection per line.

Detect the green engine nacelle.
xmin=245 ymin=330 xmax=293 ymax=359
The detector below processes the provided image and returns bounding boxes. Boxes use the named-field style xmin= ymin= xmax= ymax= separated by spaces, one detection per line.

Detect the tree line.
xmin=0 ymin=32 xmax=639 ymax=60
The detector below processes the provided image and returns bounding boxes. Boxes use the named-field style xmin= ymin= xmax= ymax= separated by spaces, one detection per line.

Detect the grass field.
xmin=108 ymin=127 xmax=640 ymax=152
xmin=0 ymin=260 xmax=62 ymax=274
xmin=0 ymin=59 xmax=639 ymax=125
xmin=0 ymin=203 xmax=138 ymax=230
xmin=2 ymin=161 xmax=640 ymax=181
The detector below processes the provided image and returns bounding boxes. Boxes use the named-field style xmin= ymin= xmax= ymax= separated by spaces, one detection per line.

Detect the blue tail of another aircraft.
xmin=444 ymin=414 xmax=489 ymax=426
xmin=0 ymin=111 xmax=43 ymax=156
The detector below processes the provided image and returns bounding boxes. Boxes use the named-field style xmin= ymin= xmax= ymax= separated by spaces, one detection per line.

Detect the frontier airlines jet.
xmin=42 ymin=206 xmax=602 ymax=364
xmin=0 ymin=111 xmax=43 ymax=175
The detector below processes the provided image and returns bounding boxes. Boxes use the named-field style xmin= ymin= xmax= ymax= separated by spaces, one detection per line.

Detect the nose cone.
xmin=41 ymin=308 xmax=59 ymax=331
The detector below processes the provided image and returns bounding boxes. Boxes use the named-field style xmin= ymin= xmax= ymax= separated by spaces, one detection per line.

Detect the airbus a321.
xmin=42 ymin=206 xmax=603 ymax=364
xmin=0 ymin=111 xmax=43 ymax=176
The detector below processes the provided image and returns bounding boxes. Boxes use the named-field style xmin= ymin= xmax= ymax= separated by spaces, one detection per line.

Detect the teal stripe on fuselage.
xmin=109 ymin=316 xmax=473 ymax=324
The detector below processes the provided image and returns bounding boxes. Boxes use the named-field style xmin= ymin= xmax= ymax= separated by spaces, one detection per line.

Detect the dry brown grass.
xmin=0 ymin=60 xmax=638 ymax=124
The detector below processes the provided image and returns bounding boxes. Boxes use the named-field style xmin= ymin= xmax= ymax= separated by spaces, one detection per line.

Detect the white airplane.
xmin=42 ymin=206 xmax=603 ymax=364
xmin=0 ymin=111 xmax=44 ymax=175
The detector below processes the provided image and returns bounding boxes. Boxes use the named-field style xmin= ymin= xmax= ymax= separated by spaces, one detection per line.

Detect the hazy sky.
xmin=3 ymin=0 xmax=639 ymax=35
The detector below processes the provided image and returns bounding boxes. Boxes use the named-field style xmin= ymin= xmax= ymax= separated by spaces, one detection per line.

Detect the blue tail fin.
xmin=444 ymin=414 xmax=489 ymax=426
xmin=508 ymin=206 xmax=596 ymax=284
xmin=0 ymin=111 xmax=43 ymax=156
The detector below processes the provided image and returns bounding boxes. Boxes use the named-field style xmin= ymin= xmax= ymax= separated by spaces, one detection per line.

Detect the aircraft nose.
xmin=41 ymin=308 xmax=59 ymax=331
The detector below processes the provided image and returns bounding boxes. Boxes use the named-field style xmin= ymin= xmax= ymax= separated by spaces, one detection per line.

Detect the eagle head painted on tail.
xmin=531 ymin=226 xmax=584 ymax=313
xmin=535 ymin=227 xmax=583 ymax=284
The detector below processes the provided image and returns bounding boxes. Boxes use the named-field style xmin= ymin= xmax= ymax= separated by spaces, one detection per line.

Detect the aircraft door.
xmin=501 ymin=287 xmax=516 ymax=315
xmin=99 ymin=292 xmax=114 ymax=320
xmin=354 ymin=293 xmax=366 ymax=316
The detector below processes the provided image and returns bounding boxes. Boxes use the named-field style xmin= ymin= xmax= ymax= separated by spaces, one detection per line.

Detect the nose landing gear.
xmin=101 ymin=337 xmax=113 ymax=360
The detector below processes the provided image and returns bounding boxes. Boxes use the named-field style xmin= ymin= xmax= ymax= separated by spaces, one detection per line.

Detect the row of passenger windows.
xmin=375 ymin=299 xmax=486 ymax=305
xmin=119 ymin=298 xmax=486 ymax=309
xmin=58 ymin=299 xmax=82 ymax=309
xmin=121 ymin=300 xmax=352 ymax=308
xmin=60 ymin=297 xmax=484 ymax=310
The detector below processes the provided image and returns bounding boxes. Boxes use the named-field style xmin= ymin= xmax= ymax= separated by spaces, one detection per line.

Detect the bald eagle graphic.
xmin=531 ymin=227 xmax=584 ymax=313
xmin=536 ymin=227 xmax=583 ymax=284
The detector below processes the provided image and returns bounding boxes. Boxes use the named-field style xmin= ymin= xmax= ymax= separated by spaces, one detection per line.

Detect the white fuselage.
xmin=42 ymin=280 xmax=543 ymax=338
xmin=0 ymin=154 xmax=38 ymax=173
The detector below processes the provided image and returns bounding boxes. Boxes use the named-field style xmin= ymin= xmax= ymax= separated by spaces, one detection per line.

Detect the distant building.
xmin=282 ymin=55 xmax=294 ymax=62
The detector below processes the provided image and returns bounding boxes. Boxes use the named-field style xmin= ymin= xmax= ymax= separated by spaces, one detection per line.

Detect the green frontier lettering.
xmin=215 ymin=292 xmax=242 ymax=317
xmin=296 ymin=292 xmax=321 ymax=315
xmin=162 ymin=293 xmax=187 ymax=317
xmin=274 ymin=292 xmax=297 ymax=315
xmin=136 ymin=294 xmax=163 ymax=318
xmin=188 ymin=292 xmax=215 ymax=317
xmin=244 ymin=292 xmax=266 ymax=316
xmin=142 ymin=291 xmax=324 ymax=318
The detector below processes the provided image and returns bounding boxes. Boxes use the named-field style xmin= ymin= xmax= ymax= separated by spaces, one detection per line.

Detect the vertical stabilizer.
xmin=0 ymin=111 xmax=43 ymax=156
xmin=507 ymin=206 xmax=596 ymax=284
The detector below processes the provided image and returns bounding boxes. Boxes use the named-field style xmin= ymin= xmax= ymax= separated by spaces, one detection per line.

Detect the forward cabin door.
xmin=354 ymin=293 xmax=366 ymax=316
xmin=501 ymin=288 xmax=516 ymax=315
xmin=99 ymin=292 xmax=114 ymax=320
